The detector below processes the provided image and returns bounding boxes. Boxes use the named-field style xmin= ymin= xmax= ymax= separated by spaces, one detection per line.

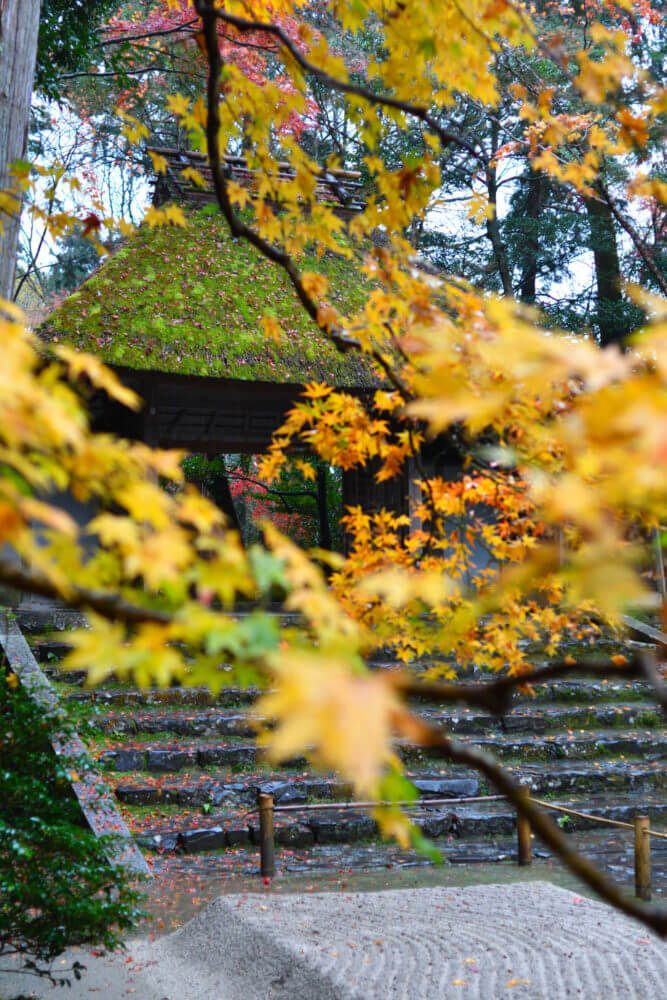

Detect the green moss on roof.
xmin=40 ymin=206 xmax=374 ymax=386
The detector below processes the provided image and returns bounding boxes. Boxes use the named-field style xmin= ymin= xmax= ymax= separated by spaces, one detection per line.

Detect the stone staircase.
xmin=19 ymin=609 xmax=667 ymax=891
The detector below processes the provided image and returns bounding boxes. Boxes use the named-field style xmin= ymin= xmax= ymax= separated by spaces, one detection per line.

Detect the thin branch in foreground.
xmin=208 ymin=7 xmax=487 ymax=166
xmin=0 ymin=557 xmax=170 ymax=626
xmin=97 ymin=19 xmax=200 ymax=48
xmin=415 ymin=719 xmax=667 ymax=936
xmin=397 ymin=651 xmax=666 ymax=716
xmin=599 ymin=184 xmax=667 ymax=298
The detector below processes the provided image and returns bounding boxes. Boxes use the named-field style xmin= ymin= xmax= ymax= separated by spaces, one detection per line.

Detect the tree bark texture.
xmin=584 ymin=190 xmax=628 ymax=346
xmin=0 ymin=0 xmax=42 ymax=300
xmin=316 ymin=466 xmax=331 ymax=551
xmin=518 ymin=170 xmax=545 ymax=303
xmin=204 ymin=471 xmax=243 ymax=538
xmin=485 ymin=163 xmax=513 ymax=297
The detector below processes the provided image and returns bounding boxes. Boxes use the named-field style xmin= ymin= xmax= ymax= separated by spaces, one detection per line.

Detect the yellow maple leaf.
xmin=227 ymin=180 xmax=251 ymax=209
xmin=180 ymin=166 xmax=207 ymax=189
xmin=54 ymin=345 xmax=140 ymax=410
xmin=148 ymin=151 xmax=168 ymax=174
xmin=163 ymin=204 xmax=187 ymax=227
xmin=301 ymin=271 xmax=329 ymax=299
xmin=261 ymin=314 xmax=283 ymax=343
xmin=166 ymin=93 xmax=190 ymax=117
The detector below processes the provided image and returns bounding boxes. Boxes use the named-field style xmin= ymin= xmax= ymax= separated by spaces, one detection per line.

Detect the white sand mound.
xmin=141 ymin=881 xmax=666 ymax=1000
xmin=2 ymin=882 xmax=664 ymax=998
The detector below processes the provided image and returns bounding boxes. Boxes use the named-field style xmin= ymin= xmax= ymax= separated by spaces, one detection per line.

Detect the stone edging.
xmin=0 ymin=611 xmax=150 ymax=876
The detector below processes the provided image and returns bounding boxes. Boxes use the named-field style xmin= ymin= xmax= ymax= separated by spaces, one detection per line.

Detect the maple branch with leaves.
xmin=193 ymin=0 xmax=411 ymax=398
xmin=187 ymin=0 xmax=667 ymax=941
xmin=205 ymin=6 xmax=488 ymax=167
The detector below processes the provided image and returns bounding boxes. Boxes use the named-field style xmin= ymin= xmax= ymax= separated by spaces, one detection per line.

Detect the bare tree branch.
xmin=0 ymin=557 xmax=170 ymax=625
xmin=397 ymin=651 xmax=666 ymax=715
xmin=97 ymin=20 xmax=200 ymax=47
xmin=57 ymin=66 xmax=205 ymax=82
xmin=597 ymin=184 xmax=667 ymax=297
xmin=416 ymin=720 xmax=667 ymax=936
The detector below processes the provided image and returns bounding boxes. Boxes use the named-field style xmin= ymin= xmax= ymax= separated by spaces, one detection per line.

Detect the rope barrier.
xmin=240 ymin=793 xmax=504 ymax=820
xmin=532 ymin=797 xmax=667 ymax=840
xmin=254 ymin=789 xmax=665 ymax=899
xmin=248 ymin=794 xmax=667 ymax=840
xmin=271 ymin=794 xmax=505 ymax=814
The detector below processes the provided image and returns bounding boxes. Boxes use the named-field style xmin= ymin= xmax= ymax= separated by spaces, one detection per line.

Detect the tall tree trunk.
xmin=518 ymin=170 xmax=545 ymax=303
xmin=0 ymin=0 xmax=42 ymax=300
xmin=205 ymin=471 xmax=243 ymax=539
xmin=584 ymin=190 xmax=628 ymax=346
xmin=485 ymin=163 xmax=512 ymax=296
xmin=316 ymin=467 xmax=331 ymax=550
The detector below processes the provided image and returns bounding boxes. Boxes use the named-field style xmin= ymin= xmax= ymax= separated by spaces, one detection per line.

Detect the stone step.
xmin=402 ymin=729 xmax=667 ymax=765
xmin=52 ymin=674 xmax=654 ymax=706
xmin=63 ymin=684 xmax=258 ymax=708
xmin=96 ymin=728 xmax=667 ymax=775
xmin=87 ymin=700 xmax=664 ymax=739
xmin=14 ymin=608 xmax=89 ymax=633
xmin=116 ymin=771 xmax=481 ymax=808
xmin=420 ymin=702 xmax=664 ymax=735
xmin=409 ymin=677 xmax=654 ymax=706
xmin=131 ymin=791 xmax=667 ymax=855
xmin=15 ymin=604 xmax=299 ymax=635
xmin=113 ymin=756 xmax=664 ymax=810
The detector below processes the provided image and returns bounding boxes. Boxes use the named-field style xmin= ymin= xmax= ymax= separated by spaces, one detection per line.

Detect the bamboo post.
xmin=517 ymin=811 xmax=532 ymax=866
xmin=258 ymin=792 xmax=275 ymax=878
xmin=634 ymin=815 xmax=651 ymax=901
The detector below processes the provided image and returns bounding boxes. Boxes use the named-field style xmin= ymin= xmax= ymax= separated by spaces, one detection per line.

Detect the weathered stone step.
xmin=15 ymin=608 xmax=89 ymax=633
xmin=54 ymin=673 xmax=654 ymax=707
xmin=16 ymin=604 xmax=298 ymax=635
xmin=114 ymin=757 xmax=664 ymax=809
xmin=63 ymin=685 xmax=258 ymax=708
xmin=132 ymin=792 xmax=667 ymax=855
xmin=116 ymin=771 xmax=482 ymax=808
xmin=423 ymin=701 xmax=664 ymax=734
xmin=89 ymin=700 xmax=664 ymax=739
xmin=408 ymin=677 xmax=653 ymax=706
xmin=93 ymin=709 xmax=258 ymax=738
xmin=97 ymin=728 xmax=667 ymax=774
xmin=403 ymin=729 xmax=667 ymax=765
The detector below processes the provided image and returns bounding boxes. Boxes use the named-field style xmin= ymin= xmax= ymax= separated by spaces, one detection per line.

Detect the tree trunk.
xmin=206 ymin=472 xmax=243 ymax=539
xmin=584 ymin=190 xmax=628 ymax=346
xmin=0 ymin=0 xmax=42 ymax=300
xmin=485 ymin=164 xmax=512 ymax=296
xmin=518 ymin=170 xmax=545 ymax=303
xmin=316 ymin=467 xmax=331 ymax=550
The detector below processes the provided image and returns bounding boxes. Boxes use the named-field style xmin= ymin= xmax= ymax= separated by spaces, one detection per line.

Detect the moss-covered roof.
xmin=40 ymin=206 xmax=374 ymax=387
